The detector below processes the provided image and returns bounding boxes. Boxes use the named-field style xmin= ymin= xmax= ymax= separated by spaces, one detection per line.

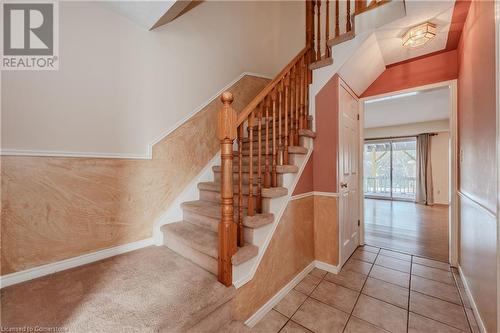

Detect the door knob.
xmin=340 ymin=182 xmax=348 ymax=188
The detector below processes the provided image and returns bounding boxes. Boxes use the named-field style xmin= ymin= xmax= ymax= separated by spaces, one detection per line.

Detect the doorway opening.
xmin=359 ymin=81 xmax=457 ymax=264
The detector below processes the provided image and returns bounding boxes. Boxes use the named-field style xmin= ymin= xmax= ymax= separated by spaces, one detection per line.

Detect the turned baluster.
xmin=283 ymin=74 xmax=290 ymax=165
xmin=300 ymin=57 xmax=306 ymax=130
xmin=304 ymin=65 xmax=310 ymax=130
xmin=247 ymin=112 xmax=255 ymax=217
xmin=264 ymin=97 xmax=271 ymax=188
xmin=289 ymin=67 xmax=296 ymax=147
xmin=325 ymin=0 xmax=331 ymax=57
xmin=335 ymin=0 xmax=340 ymax=37
xmin=271 ymin=89 xmax=278 ymax=187
xmin=237 ymin=125 xmax=244 ymax=246
xmin=257 ymin=104 xmax=263 ymax=213
xmin=217 ymin=92 xmax=237 ymax=286
xmin=316 ymin=0 xmax=321 ymax=61
xmin=294 ymin=64 xmax=300 ymax=144
xmin=278 ymin=81 xmax=283 ymax=165
xmin=347 ymin=0 xmax=352 ymax=32
xmin=306 ymin=0 xmax=315 ymax=64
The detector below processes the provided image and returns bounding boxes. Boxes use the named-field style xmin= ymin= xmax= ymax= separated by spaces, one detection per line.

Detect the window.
xmin=363 ymin=138 xmax=417 ymax=201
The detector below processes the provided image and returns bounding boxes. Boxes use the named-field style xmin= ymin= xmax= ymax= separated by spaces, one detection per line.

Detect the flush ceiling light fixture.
xmin=402 ymin=22 xmax=437 ymax=48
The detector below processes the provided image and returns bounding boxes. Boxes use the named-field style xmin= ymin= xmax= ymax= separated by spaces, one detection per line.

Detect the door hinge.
xmin=357 ymin=114 xmax=360 ymax=120
xmin=358 ymin=219 xmax=360 ymax=226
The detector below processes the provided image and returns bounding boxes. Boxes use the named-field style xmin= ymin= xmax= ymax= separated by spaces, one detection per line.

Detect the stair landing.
xmin=0 ymin=246 xmax=236 ymax=332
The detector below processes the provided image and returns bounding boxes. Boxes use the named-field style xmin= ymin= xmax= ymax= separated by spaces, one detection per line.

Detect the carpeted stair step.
xmin=212 ymin=164 xmax=298 ymax=174
xmin=234 ymin=145 xmax=307 ymax=156
xmin=162 ymin=221 xmax=259 ymax=275
xmin=242 ymin=128 xmax=315 ymax=143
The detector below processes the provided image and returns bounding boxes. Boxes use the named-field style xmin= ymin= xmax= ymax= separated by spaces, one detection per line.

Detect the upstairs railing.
xmin=310 ymin=0 xmax=388 ymax=66
xmin=216 ymin=0 xmax=389 ymax=286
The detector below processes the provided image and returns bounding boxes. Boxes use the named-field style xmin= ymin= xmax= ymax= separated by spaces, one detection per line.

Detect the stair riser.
xmin=186 ymin=300 xmax=233 ymax=333
xmin=244 ymin=228 xmax=255 ymax=244
xmin=199 ymin=190 xmax=272 ymax=210
xmin=214 ymin=172 xmax=283 ymax=187
xmin=183 ymin=210 xmax=219 ymax=233
xmin=163 ymin=232 xmax=218 ymax=275
xmin=234 ymin=154 xmax=298 ymax=166
xmin=198 ymin=184 xmax=259 ymax=196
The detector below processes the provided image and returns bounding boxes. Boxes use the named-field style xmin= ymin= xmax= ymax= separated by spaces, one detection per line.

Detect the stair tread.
xmin=198 ymin=182 xmax=288 ymax=198
xmin=212 ymin=164 xmax=298 ymax=174
xmin=287 ymin=146 xmax=308 ymax=154
xmin=309 ymin=56 xmax=333 ymax=70
xmin=182 ymin=200 xmax=220 ymax=219
xmin=162 ymin=221 xmax=218 ymax=258
xmin=298 ymin=129 xmax=316 ymax=138
xmin=244 ymin=213 xmax=274 ymax=228
xmin=242 ymin=129 xmax=314 ymax=142
xmin=232 ymin=244 xmax=258 ymax=266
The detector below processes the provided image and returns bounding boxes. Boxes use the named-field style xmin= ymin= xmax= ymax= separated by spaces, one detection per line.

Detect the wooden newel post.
xmin=217 ymin=91 xmax=237 ymax=287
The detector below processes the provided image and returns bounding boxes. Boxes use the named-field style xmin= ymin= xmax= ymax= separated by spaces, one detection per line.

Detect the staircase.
xmin=157 ymin=0 xmax=392 ymax=331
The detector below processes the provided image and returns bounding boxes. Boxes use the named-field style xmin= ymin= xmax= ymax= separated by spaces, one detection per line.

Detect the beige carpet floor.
xmin=1 ymin=246 xmax=235 ymax=332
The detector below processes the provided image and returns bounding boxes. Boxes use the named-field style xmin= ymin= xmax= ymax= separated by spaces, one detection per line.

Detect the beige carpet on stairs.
xmin=1 ymin=246 xmax=236 ymax=332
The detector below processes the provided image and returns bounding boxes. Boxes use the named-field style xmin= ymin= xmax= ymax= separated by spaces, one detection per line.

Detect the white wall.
xmin=1 ymin=1 xmax=304 ymax=158
xmin=430 ymin=132 xmax=450 ymax=204
xmin=365 ymin=120 xmax=450 ymax=205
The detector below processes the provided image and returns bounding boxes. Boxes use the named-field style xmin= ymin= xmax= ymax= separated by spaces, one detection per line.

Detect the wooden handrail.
xmin=236 ymin=46 xmax=309 ymax=126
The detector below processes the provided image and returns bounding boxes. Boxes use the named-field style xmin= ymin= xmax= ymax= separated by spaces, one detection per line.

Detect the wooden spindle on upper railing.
xmin=247 ymin=112 xmax=255 ymax=218
xmin=257 ymin=104 xmax=263 ymax=213
xmin=347 ymin=0 xmax=352 ymax=32
xmin=306 ymin=0 xmax=315 ymax=63
xmin=316 ymin=0 xmax=321 ymax=61
xmin=283 ymin=73 xmax=290 ymax=165
xmin=217 ymin=92 xmax=237 ymax=287
xmin=271 ymin=89 xmax=277 ymax=187
xmin=264 ymin=97 xmax=271 ymax=188
xmin=325 ymin=0 xmax=331 ymax=58
xmin=300 ymin=56 xmax=305 ymax=130
xmin=335 ymin=0 xmax=340 ymax=37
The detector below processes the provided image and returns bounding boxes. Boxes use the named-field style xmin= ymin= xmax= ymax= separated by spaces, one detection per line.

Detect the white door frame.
xmin=358 ymin=79 xmax=459 ymax=266
xmin=495 ymin=0 xmax=499 ymax=327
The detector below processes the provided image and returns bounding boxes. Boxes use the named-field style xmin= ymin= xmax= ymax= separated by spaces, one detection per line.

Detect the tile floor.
xmin=251 ymin=245 xmax=481 ymax=333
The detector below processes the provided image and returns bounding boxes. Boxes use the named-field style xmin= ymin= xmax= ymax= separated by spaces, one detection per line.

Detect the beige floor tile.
xmin=408 ymin=312 xmax=464 ymax=333
xmin=352 ymin=294 xmax=407 ymax=333
xmin=280 ymin=321 xmax=312 ymax=333
xmin=310 ymin=280 xmax=359 ymax=313
xmin=294 ymin=274 xmax=321 ymax=295
xmin=291 ymin=298 xmax=349 ymax=333
xmin=274 ymin=290 xmax=308 ymax=318
xmin=344 ymin=258 xmax=373 ymax=275
xmin=465 ymin=307 xmax=480 ymax=333
xmin=379 ymin=249 xmax=411 ymax=262
xmin=360 ymin=245 xmax=380 ymax=254
xmin=362 ymin=277 xmax=409 ymax=309
xmin=252 ymin=309 xmax=288 ymax=333
xmin=324 ymin=270 xmax=367 ymax=292
xmin=412 ymin=264 xmax=455 ymax=285
xmin=369 ymin=265 xmax=410 ymax=288
xmin=352 ymin=249 xmax=378 ymax=263
xmin=375 ymin=255 xmax=411 ymax=273
xmin=409 ymin=291 xmax=469 ymax=331
xmin=309 ymin=268 xmax=328 ymax=279
xmin=411 ymin=275 xmax=461 ymax=305
xmin=412 ymin=257 xmax=450 ymax=271
xmin=344 ymin=316 xmax=389 ymax=333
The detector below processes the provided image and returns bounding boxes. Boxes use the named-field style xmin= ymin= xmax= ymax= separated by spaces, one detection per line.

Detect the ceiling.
xmin=375 ymin=0 xmax=456 ymax=65
xmin=364 ymin=86 xmax=450 ymax=128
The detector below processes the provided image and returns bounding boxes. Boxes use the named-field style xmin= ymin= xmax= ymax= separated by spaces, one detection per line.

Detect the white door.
xmin=339 ymin=82 xmax=360 ymax=266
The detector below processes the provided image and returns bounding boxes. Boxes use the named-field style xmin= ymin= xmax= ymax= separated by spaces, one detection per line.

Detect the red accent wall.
xmin=293 ymin=156 xmax=314 ymax=195
xmin=362 ymin=50 xmax=458 ymax=97
xmin=312 ymin=75 xmax=339 ymax=192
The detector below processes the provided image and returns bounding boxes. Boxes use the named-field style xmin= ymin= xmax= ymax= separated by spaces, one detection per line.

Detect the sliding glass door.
xmin=363 ymin=138 xmax=417 ymax=201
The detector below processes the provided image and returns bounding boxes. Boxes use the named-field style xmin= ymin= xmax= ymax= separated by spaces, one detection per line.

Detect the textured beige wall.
xmin=314 ymin=195 xmax=339 ymax=265
xmin=233 ymin=196 xmax=315 ymax=321
xmin=0 ymin=75 xmax=269 ymax=275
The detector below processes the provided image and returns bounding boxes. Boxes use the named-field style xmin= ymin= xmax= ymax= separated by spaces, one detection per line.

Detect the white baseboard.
xmin=0 ymin=237 xmax=155 ymax=289
xmin=458 ymin=266 xmax=487 ymax=333
xmin=314 ymin=260 xmax=340 ymax=274
xmin=244 ymin=262 xmax=315 ymax=328
xmin=244 ymin=260 xmax=340 ymax=328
